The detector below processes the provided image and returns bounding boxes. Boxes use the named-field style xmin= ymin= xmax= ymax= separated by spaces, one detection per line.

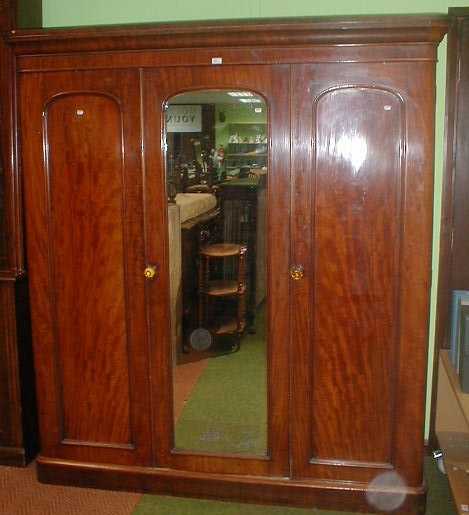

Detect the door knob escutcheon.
xmin=290 ymin=265 xmax=304 ymax=280
xmin=144 ymin=265 xmax=157 ymax=280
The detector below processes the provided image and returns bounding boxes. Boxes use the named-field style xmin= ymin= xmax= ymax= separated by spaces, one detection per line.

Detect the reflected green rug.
xmin=133 ymin=457 xmax=455 ymax=514
xmin=174 ymin=314 xmax=267 ymax=455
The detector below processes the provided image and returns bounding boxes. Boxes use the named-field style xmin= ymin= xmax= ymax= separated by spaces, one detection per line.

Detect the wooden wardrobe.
xmin=8 ymin=15 xmax=448 ymax=513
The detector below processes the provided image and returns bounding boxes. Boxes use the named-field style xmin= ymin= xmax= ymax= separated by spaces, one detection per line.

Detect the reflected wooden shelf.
xmin=200 ymin=243 xmax=242 ymax=257
xmin=207 ymin=316 xmax=246 ymax=336
xmin=203 ymin=280 xmax=247 ymax=297
xmin=198 ymin=243 xmax=247 ymax=348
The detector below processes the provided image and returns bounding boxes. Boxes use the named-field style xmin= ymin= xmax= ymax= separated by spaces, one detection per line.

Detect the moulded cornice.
xmin=7 ymin=15 xmax=450 ymax=56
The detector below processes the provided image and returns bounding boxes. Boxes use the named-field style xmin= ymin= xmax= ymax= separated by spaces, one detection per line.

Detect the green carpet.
xmin=174 ymin=314 xmax=267 ymax=455
xmin=133 ymin=457 xmax=455 ymax=514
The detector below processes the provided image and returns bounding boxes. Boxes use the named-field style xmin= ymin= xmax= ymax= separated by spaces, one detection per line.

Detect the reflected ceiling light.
xmin=227 ymin=92 xmax=254 ymax=97
xmin=334 ymin=134 xmax=368 ymax=174
xmin=239 ymin=98 xmax=262 ymax=103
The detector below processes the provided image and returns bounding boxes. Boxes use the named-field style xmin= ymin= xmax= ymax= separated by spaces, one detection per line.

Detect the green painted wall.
xmin=41 ymin=0 xmax=469 ymax=439
xmin=42 ymin=0 xmax=467 ymax=27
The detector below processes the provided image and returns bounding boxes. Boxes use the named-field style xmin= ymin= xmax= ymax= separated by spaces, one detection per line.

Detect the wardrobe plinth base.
xmin=36 ymin=456 xmax=427 ymax=515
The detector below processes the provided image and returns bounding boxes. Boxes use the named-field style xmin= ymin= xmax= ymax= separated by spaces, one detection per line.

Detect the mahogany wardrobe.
xmin=8 ymin=15 xmax=448 ymax=514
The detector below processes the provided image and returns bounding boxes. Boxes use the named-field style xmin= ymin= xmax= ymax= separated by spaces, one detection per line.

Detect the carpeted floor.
xmin=0 ymin=460 xmax=141 ymax=515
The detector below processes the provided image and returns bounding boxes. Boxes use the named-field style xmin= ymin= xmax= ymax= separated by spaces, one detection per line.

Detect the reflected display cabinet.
xmin=225 ymin=122 xmax=267 ymax=170
xmin=8 ymin=15 xmax=448 ymax=513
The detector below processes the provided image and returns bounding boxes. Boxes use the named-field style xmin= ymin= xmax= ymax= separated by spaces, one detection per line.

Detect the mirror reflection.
xmin=165 ymin=90 xmax=268 ymax=455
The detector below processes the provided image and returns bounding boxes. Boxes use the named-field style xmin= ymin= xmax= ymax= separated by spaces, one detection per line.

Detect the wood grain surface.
xmin=19 ymin=70 xmax=152 ymax=465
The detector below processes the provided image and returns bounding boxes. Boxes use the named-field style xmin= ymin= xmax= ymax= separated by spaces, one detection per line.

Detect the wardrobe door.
xmin=18 ymin=70 xmax=153 ymax=466
xmin=291 ymin=62 xmax=435 ymax=490
xmin=143 ymin=65 xmax=290 ymax=477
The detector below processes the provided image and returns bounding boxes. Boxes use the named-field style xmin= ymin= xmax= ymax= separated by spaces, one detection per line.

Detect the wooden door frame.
xmin=430 ymin=7 xmax=469 ymax=451
xmin=142 ymin=64 xmax=291 ymax=478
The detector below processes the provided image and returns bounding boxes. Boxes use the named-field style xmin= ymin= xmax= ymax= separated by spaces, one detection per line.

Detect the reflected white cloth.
xmin=174 ymin=193 xmax=217 ymax=223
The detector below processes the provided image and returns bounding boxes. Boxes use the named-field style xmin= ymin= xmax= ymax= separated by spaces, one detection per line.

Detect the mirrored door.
xmin=143 ymin=65 xmax=290 ymax=476
xmin=166 ymin=90 xmax=268 ymax=456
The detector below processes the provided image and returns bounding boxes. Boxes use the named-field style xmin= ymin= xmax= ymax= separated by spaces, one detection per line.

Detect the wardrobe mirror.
xmin=165 ymin=90 xmax=268 ymax=455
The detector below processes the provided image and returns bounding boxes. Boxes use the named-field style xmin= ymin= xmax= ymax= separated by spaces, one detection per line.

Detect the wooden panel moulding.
xmin=311 ymin=86 xmax=402 ymax=465
xmin=44 ymin=93 xmax=133 ymax=446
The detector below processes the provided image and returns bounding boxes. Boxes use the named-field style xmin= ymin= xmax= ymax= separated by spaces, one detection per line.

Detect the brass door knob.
xmin=290 ymin=265 xmax=304 ymax=280
xmin=144 ymin=265 xmax=157 ymax=280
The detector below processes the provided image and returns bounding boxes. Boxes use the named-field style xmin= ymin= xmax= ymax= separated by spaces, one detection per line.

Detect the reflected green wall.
xmin=215 ymin=103 xmax=267 ymax=153
xmin=41 ymin=0 xmax=469 ymax=440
